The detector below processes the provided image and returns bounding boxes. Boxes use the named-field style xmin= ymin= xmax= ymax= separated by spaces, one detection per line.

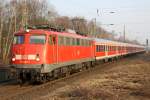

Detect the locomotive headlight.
xmin=36 ymin=57 xmax=40 ymax=61
xmin=12 ymin=58 xmax=16 ymax=61
xmin=26 ymin=29 xmax=30 ymax=32
xmin=12 ymin=54 xmax=16 ymax=61
xmin=35 ymin=54 xmax=40 ymax=61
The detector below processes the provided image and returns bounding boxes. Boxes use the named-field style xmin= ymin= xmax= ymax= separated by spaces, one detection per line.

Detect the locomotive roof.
xmin=51 ymin=31 xmax=92 ymax=40
xmin=14 ymin=29 xmax=92 ymax=40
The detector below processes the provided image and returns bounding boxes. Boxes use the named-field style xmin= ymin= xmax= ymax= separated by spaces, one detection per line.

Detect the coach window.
xmin=113 ymin=46 xmax=115 ymax=51
xmin=99 ymin=46 xmax=101 ymax=51
xmin=108 ymin=46 xmax=110 ymax=51
xmin=103 ymin=45 xmax=105 ymax=51
xmin=96 ymin=45 xmax=99 ymax=52
xmin=99 ymin=45 xmax=101 ymax=51
xmin=102 ymin=45 xmax=104 ymax=51
xmin=100 ymin=45 xmax=102 ymax=51
xmin=98 ymin=45 xmax=100 ymax=52
xmin=104 ymin=45 xmax=106 ymax=51
xmin=107 ymin=46 xmax=109 ymax=51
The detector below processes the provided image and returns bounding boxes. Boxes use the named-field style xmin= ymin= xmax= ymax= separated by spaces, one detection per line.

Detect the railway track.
xmin=0 ymin=56 xmax=128 ymax=100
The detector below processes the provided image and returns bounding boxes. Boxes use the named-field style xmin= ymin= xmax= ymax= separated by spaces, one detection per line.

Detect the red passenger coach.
xmin=11 ymin=28 xmax=95 ymax=83
xmin=94 ymin=39 xmax=119 ymax=61
xmin=94 ymin=38 xmax=145 ymax=62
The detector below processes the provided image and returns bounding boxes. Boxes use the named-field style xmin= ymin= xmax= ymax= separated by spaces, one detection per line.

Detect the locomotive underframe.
xmin=12 ymin=57 xmax=95 ymax=83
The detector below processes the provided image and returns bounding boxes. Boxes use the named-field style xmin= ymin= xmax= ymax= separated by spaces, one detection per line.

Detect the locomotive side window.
xmin=85 ymin=40 xmax=87 ymax=46
xmin=13 ymin=35 xmax=25 ymax=44
xmin=77 ymin=38 xmax=80 ymax=46
xmin=49 ymin=35 xmax=56 ymax=45
xmin=58 ymin=36 xmax=64 ymax=45
xmin=89 ymin=40 xmax=92 ymax=46
xmin=72 ymin=38 xmax=76 ymax=45
xmin=71 ymin=38 xmax=74 ymax=46
xmin=87 ymin=40 xmax=90 ymax=46
xmin=83 ymin=40 xmax=86 ymax=46
xmin=87 ymin=40 xmax=89 ymax=46
xmin=66 ymin=37 xmax=70 ymax=46
xmin=30 ymin=35 xmax=46 ymax=44
xmin=81 ymin=39 xmax=83 ymax=46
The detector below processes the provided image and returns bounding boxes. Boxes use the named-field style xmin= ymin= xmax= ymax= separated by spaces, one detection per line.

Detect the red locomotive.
xmin=11 ymin=26 xmax=145 ymax=83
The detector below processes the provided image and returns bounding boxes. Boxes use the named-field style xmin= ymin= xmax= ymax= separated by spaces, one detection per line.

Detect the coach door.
xmin=105 ymin=44 xmax=108 ymax=56
xmin=48 ymin=35 xmax=57 ymax=64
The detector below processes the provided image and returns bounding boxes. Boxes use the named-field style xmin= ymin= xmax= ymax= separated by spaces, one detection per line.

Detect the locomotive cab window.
xmin=30 ymin=35 xmax=46 ymax=44
xmin=13 ymin=35 xmax=25 ymax=44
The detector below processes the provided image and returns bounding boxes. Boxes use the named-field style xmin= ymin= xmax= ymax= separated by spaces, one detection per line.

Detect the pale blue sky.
xmin=49 ymin=0 xmax=150 ymax=44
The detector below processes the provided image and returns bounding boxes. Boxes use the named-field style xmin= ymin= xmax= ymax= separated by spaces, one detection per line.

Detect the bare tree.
xmin=0 ymin=0 xmax=118 ymax=63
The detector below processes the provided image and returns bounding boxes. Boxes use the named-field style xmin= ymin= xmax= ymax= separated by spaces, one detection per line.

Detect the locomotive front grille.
xmin=12 ymin=64 xmax=42 ymax=69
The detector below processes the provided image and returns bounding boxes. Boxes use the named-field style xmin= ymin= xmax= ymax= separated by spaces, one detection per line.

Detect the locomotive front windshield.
xmin=13 ymin=35 xmax=25 ymax=44
xmin=30 ymin=35 xmax=46 ymax=44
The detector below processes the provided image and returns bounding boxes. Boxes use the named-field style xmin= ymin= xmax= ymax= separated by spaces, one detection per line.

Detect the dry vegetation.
xmin=38 ymin=54 xmax=150 ymax=100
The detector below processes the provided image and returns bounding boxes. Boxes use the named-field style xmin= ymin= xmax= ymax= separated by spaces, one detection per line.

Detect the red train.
xmin=11 ymin=27 xmax=145 ymax=83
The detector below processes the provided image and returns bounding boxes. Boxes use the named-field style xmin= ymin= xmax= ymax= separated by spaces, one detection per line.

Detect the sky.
xmin=49 ymin=0 xmax=150 ymax=44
